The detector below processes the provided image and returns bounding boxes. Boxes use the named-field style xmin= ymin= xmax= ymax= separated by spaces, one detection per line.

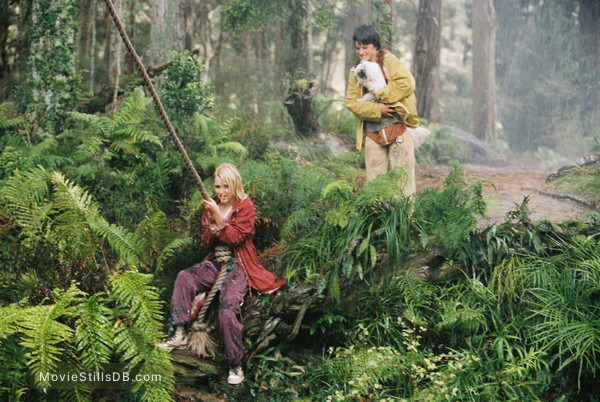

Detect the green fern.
xmin=321 ymin=180 xmax=354 ymax=204
xmin=51 ymin=171 xmax=99 ymax=220
xmin=413 ymin=162 xmax=486 ymax=263
xmin=216 ymin=141 xmax=249 ymax=159
xmin=155 ymin=237 xmax=193 ymax=272
xmin=0 ymin=166 xmax=54 ymax=246
xmin=90 ymin=218 xmax=143 ymax=266
xmin=18 ymin=283 xmax=84 ymax=389
xmin=74 ymin=294 xmax=114 ymax=372
xmin=526 ymin=235 xmax=600 ymax=384
xmin=68 ymin=112 xmax=114 ymax=137
xmin=109 ymin=271 xmax=174 ymax=400
xmin=0 ymin=305 xmax=23 ymax=340
xmin=69 ymin=87 xmax=162 ymax=159
xmin=0 ymin=276 xmax=175 ymax=399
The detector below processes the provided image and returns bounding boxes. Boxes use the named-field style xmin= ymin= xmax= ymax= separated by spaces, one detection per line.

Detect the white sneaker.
xmin=227 ymin=365 xmax=244 ymax=385
xmin=156 ymin=326 xmax=187 ymax=351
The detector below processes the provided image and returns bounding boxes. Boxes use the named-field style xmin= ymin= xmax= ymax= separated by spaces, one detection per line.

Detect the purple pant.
xmin=171 ymin=261 xmax=248 ymax=365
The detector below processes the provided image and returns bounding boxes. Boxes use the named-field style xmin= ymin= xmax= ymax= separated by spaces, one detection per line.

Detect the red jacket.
xmin=201 ymin=196 xmax=286 ymax=293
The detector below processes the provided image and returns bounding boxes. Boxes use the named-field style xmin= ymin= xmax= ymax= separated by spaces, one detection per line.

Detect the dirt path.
xmin=416 ymin=164 xmax=596 ymax=225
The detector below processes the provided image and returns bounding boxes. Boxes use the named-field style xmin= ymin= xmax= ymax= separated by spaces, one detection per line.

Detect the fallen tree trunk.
xmin=170 ymin=283 xmax=326 ymax=384
xmin=77 ymin=47 xmax=201 ymax=114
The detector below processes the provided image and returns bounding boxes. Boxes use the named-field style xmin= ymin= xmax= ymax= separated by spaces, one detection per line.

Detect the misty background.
xmin=1 ymin=0 xmax=599 ymax=168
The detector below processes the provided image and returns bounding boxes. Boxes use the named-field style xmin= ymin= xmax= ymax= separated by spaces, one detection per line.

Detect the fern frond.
xmin=109 ymin=271 xmax=174 ymax=398
xmin=113 ymin=87 xmax=151 ymax=127
xmin=321 ymin=180 xmax=354 ymax=204
xmin=0 ymin=114 xmax=22 ymax=130
xmin=0 ymin=305 xmax=23 ymax=340
xmin=134 ymin=208 xmax=168 ymax=251
xmin=74 ymin=133 xmax=106 ymax=160
xmin=50 ymin=171 xmax=100 ymax=220
xmin=109 ymin=139 xmax=141 ymax=156
xmin=19 ymin=283 xmax=84 ymax=390
xmin=19 ymin=307 xmax=71 ymax=389
xmin=194 ymin=113 xmax=210 ymax=135
xmin=216 ymin=141 xmax=249 ymax=159
xmin=156 ymin=237 xmax=193 ymax=272
xmin=130 ymin=348 xmax=175 ymax=401
xmin=119 ymin=125 xmax=163 ymax=147
xmin=74 ymin=295 xmax=113 ymax=372
xmin=68 ymin=111 xmax=114 ymax=136
xmin=0 ymin=166 xmax=53 ymax=241
xmin=110 ymin=271 xmax=164 ymax=332
xmin=90 ymin=218 xmax=143 ymax=266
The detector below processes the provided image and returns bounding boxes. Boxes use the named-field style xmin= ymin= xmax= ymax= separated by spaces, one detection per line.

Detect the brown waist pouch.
xmin=366 ymin=122 xmax=406 ymax=147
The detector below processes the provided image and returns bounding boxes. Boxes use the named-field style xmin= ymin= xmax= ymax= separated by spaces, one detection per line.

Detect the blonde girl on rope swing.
xmin=158 ymin=163 xmax=286 ymax=385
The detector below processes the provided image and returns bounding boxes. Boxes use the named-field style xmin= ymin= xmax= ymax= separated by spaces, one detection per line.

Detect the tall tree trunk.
xmin=343 ymin=1 xmax=372 ymax=93
xmin=20 ymin=0 xmax=80 ymax=134
xmin=380 ymin=0 xmax=395 ymax=50
xmin=124 ymin=0 xmax=135 ymax=75
xmin=472 ymin=0 xmax=497 ymax=141
xmin=149 ymin=0 xmax=184 ymax=66
xmin=182 ymin=0 xmax=194 ymax=50
xmin=111 ymin=0 xmax=123 ymax=113
xmin=414 ymin=0 xmax=441 ymax=122
xmin=283 ymin=0 xmax=320 ymax=137
xmin=0 ymin=0 xmax=11 ymax=81
xmin=578 ymin=0 xmax=600 ymax=125
xmin=578 ymin=0 xmax=600 ymax=66
xmin=0 ymin=0 xmax=33 ymax=100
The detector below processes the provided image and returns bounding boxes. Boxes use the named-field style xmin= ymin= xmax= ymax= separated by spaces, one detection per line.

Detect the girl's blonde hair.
xmin=214 ymin=163 xmax=246 ymax=200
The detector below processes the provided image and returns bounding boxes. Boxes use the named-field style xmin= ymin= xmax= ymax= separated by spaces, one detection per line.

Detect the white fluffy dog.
xmin=354 ymin=60 xmax=432 ymax=147
xmin=354 ymin=60 xmax=387 ymax=102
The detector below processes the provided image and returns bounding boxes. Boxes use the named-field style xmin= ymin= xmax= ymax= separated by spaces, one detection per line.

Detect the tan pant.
xmin=364 ymin=134 xmax=416 ymax=197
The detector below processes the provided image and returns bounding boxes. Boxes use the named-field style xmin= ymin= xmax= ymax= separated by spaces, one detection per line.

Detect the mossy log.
xmin=169 ymin=250 xmax=459 ymax=384
xmin=170 ymin=284 xmax=326 ymax=383
xmin=401 ymin=250 xmax=461 ymax=283
xmin=76 ymin=47 xmax=201 ymax=114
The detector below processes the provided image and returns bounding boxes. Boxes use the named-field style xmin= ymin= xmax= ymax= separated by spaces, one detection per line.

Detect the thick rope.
xmin=190 ymin=245 xmax=232 ymax=329
xmin=104 ymin=0 xmax=231 ymax=340
xmin=103 ymin=0 xmax=211 ymax=201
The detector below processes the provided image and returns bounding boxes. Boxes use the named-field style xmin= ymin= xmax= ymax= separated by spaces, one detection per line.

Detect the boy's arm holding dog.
xmin=372 ymin=53 xmax=415 ymax=105
xmin=372 ymin=53 xmax=420 ymax=128
xmin=345 ymin=68 xmax=394 ymax=121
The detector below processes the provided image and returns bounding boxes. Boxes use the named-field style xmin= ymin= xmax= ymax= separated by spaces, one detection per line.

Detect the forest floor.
xmin=416 ymin=163 xmax=597 ymax=225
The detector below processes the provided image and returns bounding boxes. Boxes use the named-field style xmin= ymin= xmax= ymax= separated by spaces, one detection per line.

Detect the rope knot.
xmin=214 ymin=245 xmax=232 ymax=263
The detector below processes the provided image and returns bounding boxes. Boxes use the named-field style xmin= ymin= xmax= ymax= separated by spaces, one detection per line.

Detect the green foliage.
xmin=74 ymin=295 xmax=113 ymax=372
xmin=159 ymin=50 xmax=214 ymax=120
xmin=544 ymin=164 xmax=600 ymax=206
xmin=110 ymin=271 xmax=174 ymax=399
xmin=70 ymin=87 xmax=163 ymax=158
xmin=0 ymin=273 xmax=174 ymax=401
xmin=0 ymin=162 xmax=191 ymax=299
xmin=221 ymin=0 xmax=288 ymax=31
xmin=19 ymin=283 xmax=84 ymax=389
xmin=313 ymin=96 xmax=356 ymax=139
xmin=314 ymin=345 xmax=406 ymax=400
xmin=526 ymin=235 xmax=600 ymax=384
xmin=355 ymin=275 xmax=437 ymax=349
xmin=413 ymin=162 xmax=487 ymax=264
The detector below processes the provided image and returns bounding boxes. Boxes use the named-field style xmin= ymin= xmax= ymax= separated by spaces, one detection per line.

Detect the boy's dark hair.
xmin=353 ymin=25 xmax=380 ymax=49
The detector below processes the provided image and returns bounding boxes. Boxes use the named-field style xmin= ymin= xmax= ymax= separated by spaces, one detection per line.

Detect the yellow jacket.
xmin=345 ymin=52 xmax=419 ymax=150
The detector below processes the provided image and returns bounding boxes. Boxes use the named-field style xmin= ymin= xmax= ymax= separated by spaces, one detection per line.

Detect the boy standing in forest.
xmin=345 ymin=24 xmax=420 ymax=197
